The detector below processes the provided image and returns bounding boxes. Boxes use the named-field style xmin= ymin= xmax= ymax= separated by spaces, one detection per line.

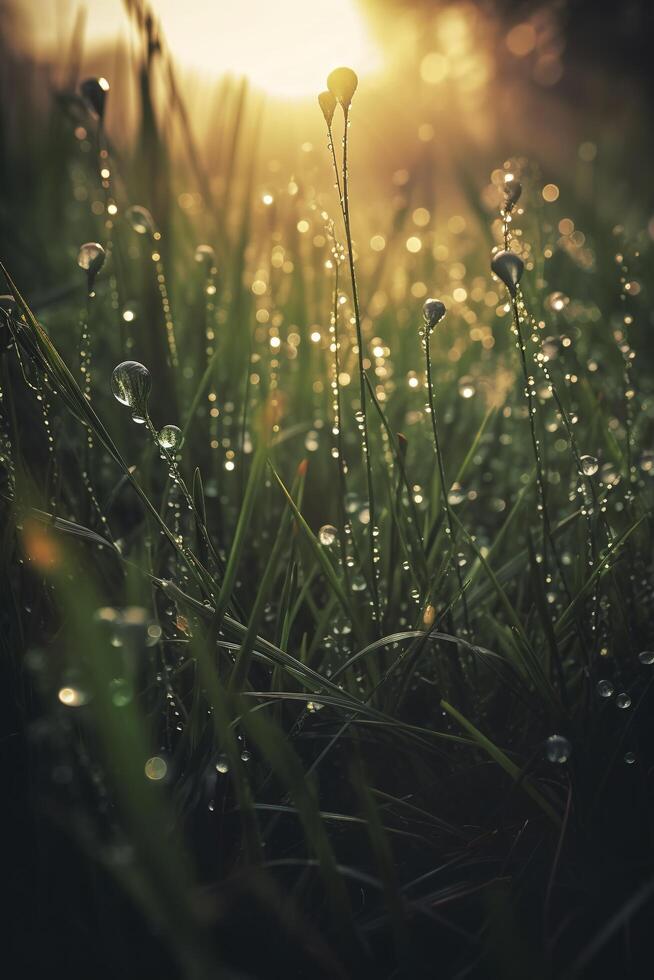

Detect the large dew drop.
xmin=111 ymin=361 xmax=151 ymax=424
xmin=491 ymin=250 xmax=524 ymax=298
xmin=80 ymin=76 xmax=110 ymax=121
xmin=423 ymin=298 xmax=446 ymax=332
xmin=125 ymin=205 xmax=156 ymax=237
xmin=158 ymin=424 xmax=183 ymax=451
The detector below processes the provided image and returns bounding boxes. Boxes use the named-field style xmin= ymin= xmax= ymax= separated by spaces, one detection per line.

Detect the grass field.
xmin=2 ymin=1 xmax=654 ymax=977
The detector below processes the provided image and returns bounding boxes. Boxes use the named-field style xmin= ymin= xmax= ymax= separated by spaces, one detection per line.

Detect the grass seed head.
xmin=318 ymin=90 xmax=337 ymax=126
xmin=80 ymin=76 xmax=110 ymax=121
xmin=491 ymin=249 xmax=524 ymax=297
xmin=327 ymin=67 xmax=358 ymax=108
xmin=78 ymin=242 xmax=106 ymax=294
xmin=503 ymin=175 xmax=522 ymax=211
xmin=423 ymin=297 xmax=447 ymax=332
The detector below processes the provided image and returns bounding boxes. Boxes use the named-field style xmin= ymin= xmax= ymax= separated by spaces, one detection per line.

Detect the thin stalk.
xmin=423 ymin=333 xmax=470 ymax=635
xmin=330 ymin=258 xmax=355 ymax=596
xmin=338 ymin=105 xmax=380 ymax=624
xmin=511 ymin=293 xmax=552 ymax=569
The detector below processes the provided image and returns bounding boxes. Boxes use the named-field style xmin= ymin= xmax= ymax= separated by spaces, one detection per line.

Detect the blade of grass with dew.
xmin=440 ymin=700 xmax=561 ymax=827
xmin=269 ymin=460 xmax=364 ymax=641
xmin=209 ymin=442 xmax=268 ymax=636
xmin=229 ymin=464 xmax=301 ymax=690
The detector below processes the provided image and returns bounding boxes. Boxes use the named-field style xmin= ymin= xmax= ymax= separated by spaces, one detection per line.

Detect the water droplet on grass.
xmin=580 ymin=454 xmax=599 ymax=476
xmin=546 ymin=734 xmax=571 ymax=763
xmin=458 ymin=375 xmax=476 ymax=398
xmin=616 ymin=693 xmax=631 ymax=709
xmin=111 ymin=361 xmax=151 ymax=423
xmin=318 ymin=524 xmax=338 ymax=547
xmin=144 ymin=756 xmax=168 ymax=781
xmin=58 ymin=684 xmax=90 ymax=707
xmin=597 ymin=679 xmax=614 ymax=698
xmin=125 ymin=204 xmax=156 ymax=236
xmin=158 ymin=424 xmax=183 ymax=451
xmin=546 ymin=291 xmax=570 ymax=312
xmin=638 ymin=650 xmax=654 ymax=665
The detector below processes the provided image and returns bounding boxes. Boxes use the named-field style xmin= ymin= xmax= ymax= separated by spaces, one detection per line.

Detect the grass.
xmin=2 ymin=4 xmax=654 ymax=978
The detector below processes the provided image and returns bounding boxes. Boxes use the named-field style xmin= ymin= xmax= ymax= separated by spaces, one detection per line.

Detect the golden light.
xmin=168 ymin=0 xmax=380 ymax=97
xmin=33 ymin=0 xmax=380 ymax=100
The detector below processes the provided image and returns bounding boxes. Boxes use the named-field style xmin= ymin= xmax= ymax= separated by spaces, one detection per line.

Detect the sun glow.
xmin=159 ymin=0 xmax=381 ymax=97
xmin=34 ymin=0 xmax=380 ymax=100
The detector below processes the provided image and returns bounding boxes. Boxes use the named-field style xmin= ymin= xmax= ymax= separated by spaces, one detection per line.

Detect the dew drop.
xmin=638 ymin=650 xmax=654 ymax=665
xmin=546 ymin=291 xmax=570 ymax=313
xmin=318 ymin=524 xmax=338 ymax=547
xmin=77 ymin=241 xmax=105 ymax=274
xmin=596 ymin=679 xmax=614 ymax=698
xmin=194 ymin=244 xmax=216 ymax=266
xmin=616 ymin=693 xmax=631 ymax=709
xmin=580 ymin=454 xmax=599 ymax=477
xmin=158 ymin=424 xmax=183 ymax=451
xmin=111 ymin=360 xmax=151 ymax=423
xmin=58 ymin=685 xmax=90 ymax=708
xmin=545 ymin=734 xmax=571 ymax=763
xmin=125 ymin=204 xmax=156 ymax=236
xmin=144 ymin=756 xmax=168 ymax=781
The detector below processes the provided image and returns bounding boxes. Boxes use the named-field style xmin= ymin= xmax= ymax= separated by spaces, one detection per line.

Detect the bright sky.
xmin=29 ymin=0 xmax=382 ymax=99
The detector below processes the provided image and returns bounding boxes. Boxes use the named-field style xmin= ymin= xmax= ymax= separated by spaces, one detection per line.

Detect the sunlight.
xmin=31 ymin=0 xmax=382 ymax=100
xmin=153 ymin=0 xmax=381 ymax=98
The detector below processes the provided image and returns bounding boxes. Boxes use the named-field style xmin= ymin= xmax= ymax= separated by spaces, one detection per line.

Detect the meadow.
xmin=2 ymin=2 xmax=654 ymax=977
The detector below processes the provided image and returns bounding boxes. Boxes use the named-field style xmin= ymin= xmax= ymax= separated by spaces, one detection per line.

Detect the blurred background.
xmin=2 ymin=0 xmax=653 ymax=273
xmin=2 ymin=3 xmax=654 ymax=977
